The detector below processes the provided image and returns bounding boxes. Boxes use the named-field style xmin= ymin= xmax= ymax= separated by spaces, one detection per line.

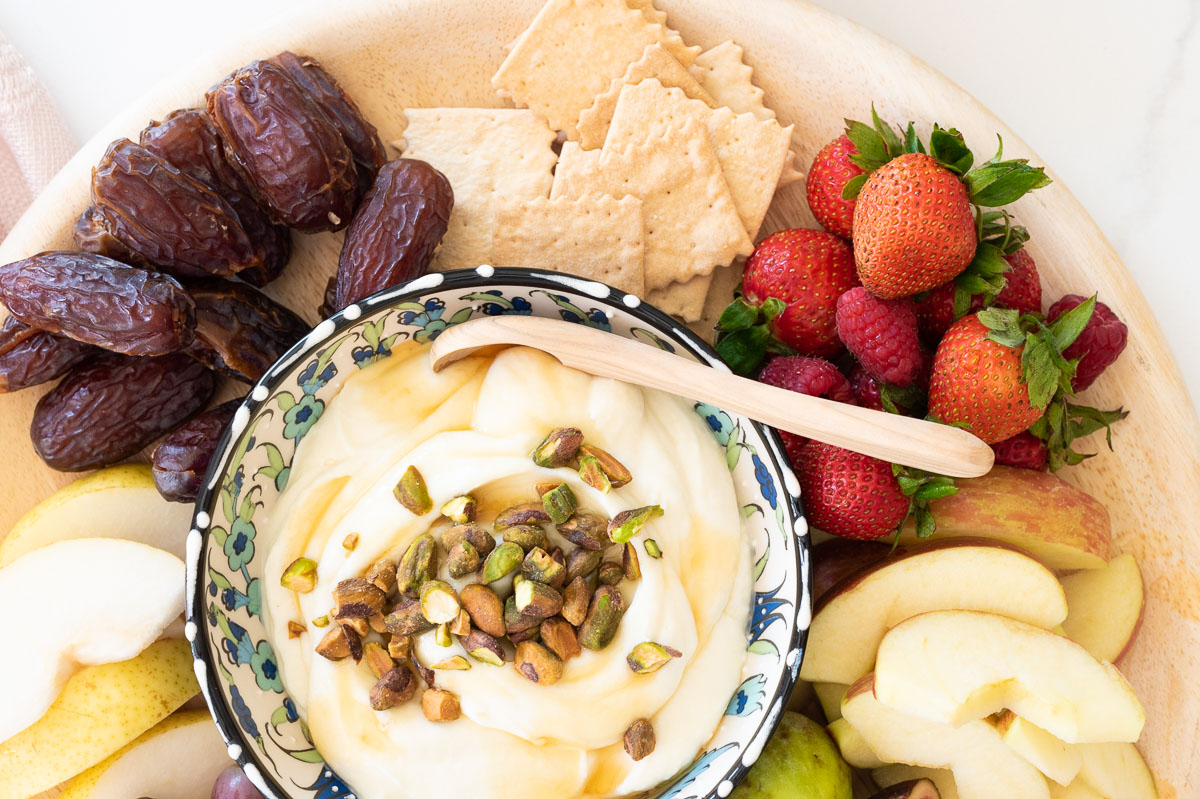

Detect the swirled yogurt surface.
xmin=261 ymin=344 xmax=751 ymax=799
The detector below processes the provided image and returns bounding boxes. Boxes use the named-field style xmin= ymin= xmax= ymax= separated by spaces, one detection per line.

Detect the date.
xmin=91 ymin=139 xmax=266 ymax=278
xmin=140 ymin=109 xmax=291 ymax=286
xmin=73 ymin=204 xmax=146 ymax=267
xmin=207 ymin=60 xmax=358 ymax=232
xmin=0 ymin=316 xmax=94 ymax=393
xmin=184 ymin=278 xmax=309 ymax=383
xmin=31 ymin=352 xmax=215 ymax=472
xmin=0 ymin=251 xmax=195 ymax=356
xmin=266 ymin=51 xmax=387 ymax=198
xmin=152 ymin=397 xmax=241 ymax=502
xmin=334 ymin=159 xmax=452 ymax=309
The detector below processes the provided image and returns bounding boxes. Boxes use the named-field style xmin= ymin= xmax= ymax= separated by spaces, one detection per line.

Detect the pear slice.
xmin=59 ymin=710 xmax=227 ymax=799
xmin=873 ymin=610 xmax=1145 ymax=744
xmin=0 ymin=464 xmax=192 ymax=566
xmin=1060 ymin=553 xmax=1144 ymax=664
xmin=989 ymin=711 xmax=1081 ymax=786
xmin=841 ymin=675 xmax=1049 ymax=799
xmin=873 ymin=766 xmax=959 ymax=799
xmin=0 ymin=639 xmax=199 ymax=799
xmin=0 ymin=538 xmax=184 ymax=741
xmin=801 ymin=542 xmax=1067 ymax=684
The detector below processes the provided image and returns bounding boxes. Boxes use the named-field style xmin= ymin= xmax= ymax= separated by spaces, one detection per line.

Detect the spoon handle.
xmin=430 ymin=316 xmax=994 ymax=478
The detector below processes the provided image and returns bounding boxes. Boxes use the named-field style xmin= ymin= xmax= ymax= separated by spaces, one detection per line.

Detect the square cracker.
xmin=605 ymin=79 xmax=792 ymax=239
xmin=577 ymin=42 xmax=714 ymax=149
xmin=647 ymin=271 xmax=712 ymax=322
xmin=398 ymin=108 xmax=557 ymax=270
xmin=689 ymin=41 xmax=803 ymax=187
xmin=551 ymin=143 xmax=602 ymax=200
xmin=553 ymin=117 xmax=753 ymax=291
xmin=492 ymin=195 xmax=645 ymax=295
xmin=492 ymin=0 xmax=698 ymax=139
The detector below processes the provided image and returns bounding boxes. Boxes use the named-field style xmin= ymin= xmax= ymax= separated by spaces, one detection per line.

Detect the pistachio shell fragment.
xmin=541 ymin=483 xmax=578 ymax=524
xmin=442 ymin=522 xmax=495 ymax=558
xmin=515 ymin=579 xmax=563 ymax=619
xmin=578 ymin=443 xmax=632 ymax=488
xmin=366 ymin=558 xmax=398 ymax=594
xmin=531 ymin=427 xmax=583 ymax=468
xmin=578 ymin=455 xmax=612 ymax=494
xmin=541 ymin=617 xmax=581 ymax=661
xmin=608 ymin=505 xmax=664 ymax=544
xmin=565 ymin=548 xmax=602 ymax=582
xmin=624 ymin=718 xmax=655 ymax=761
xmin=422 ymin=688 xmax=461 ymax=721
xmin=578 ymin=585 xmax=625 ymax=650
xmin=514 ymin=641 xmax=564 ymax=685
xmin=481 ymin=541 xmax=523 ymax=583
xmin=522 ymin=547 xmax=565 ymax=585
xmin=281 ymin=557 xmax=317 ymax=592
xmin=501 ymin=524 xmax=547 ymax=553
xmin=446 ymin=538 xmax=480 ymax=579
xmin=626 ymin=641 xmax=682 ymax=674
xmin=393 ymin=464 xmax=432 ymax=514
xmin=562 ymin=576 xmax=591 ymax=626
xmin=462 ymin=629 xmax=506 ymax=666
xmin=623 ymin=542 xmax=641 ymax=580
xmin=384 ymin=597 xmax=435 ymax=636
xmin=364 ymin=641 xmax=396 ymax=678
xmin=460 ymin=583 xmax=506 ymax=637
xmin=597 ymin=561 xmax=623 ymax=586
xmin=494 ymin=502 xmax=551 ymax=529
xmin=396 ymin=533 xmax=437 ymax=597
xmin=420 ymin=580 xmax=461 ymax=624
xmin=333 ymin=577 xmax=388 ymax=619
xmin=644 ymin=539 xmax=662 ymax=559
xmin=558 ymin=512 xmax=609 ymax=551
xmin=440 ymin=494 xmax=477 ymax=523
xmin=370 ymin=666 xmax=416 ymax=710
xmin=431 ymin=655 xmax=471 ymax=670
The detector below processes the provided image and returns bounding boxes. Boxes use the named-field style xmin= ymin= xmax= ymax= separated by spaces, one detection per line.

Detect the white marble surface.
xmin=1 ymin=0 xmax=1196 ymax=408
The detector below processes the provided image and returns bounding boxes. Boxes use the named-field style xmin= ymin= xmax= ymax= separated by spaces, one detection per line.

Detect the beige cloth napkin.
xmin=0 ymin=31 xmax=76 ymax=241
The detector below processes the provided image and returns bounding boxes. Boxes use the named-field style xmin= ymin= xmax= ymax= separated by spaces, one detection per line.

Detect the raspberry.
xmin=835 ymin=287 xmax=922 ymax=386
xmin=991 ymin=431 xmax=1049 ymax=471
xmin=849 ymin=363 xmax=883 ymax=411
xmin=757 ymin=356 xmax=854 ymax=463
xmin=1047 ymin=294 xmax=1128 ymax=392
xmin=915 ymin=248 xmax=1043 ymax=344
xmin=806 ymin=135 xmax=864 ymax=239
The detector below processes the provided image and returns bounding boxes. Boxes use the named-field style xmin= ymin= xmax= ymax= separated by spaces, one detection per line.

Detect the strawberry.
xmin=916 ymin=246 xmax=1043 ymax=343
xmin=835 ymin=287 xmax=922 ymax=386
xmin=758 ymin=355 xmax=855 ymax=461
xmin=806 ymin=135 xmax=864 ymax=239
xmin=793 ymin=441 xmax=909 ymax=540
xmin=1047 ymin=294 xmax=1128 ymax=391
xmin=991 ymin=431 xmax=1049 ymax=471
xmin=716 ymin=229 xmax=858 ymax=374
xmin=842 ymin=109 xmax=1051 ymax=299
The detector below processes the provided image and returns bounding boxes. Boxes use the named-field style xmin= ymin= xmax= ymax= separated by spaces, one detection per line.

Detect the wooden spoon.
xmin=430 ymin=315 xmax=994 ymax=478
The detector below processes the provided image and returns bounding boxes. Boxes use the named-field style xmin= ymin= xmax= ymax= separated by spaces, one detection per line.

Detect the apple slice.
xmin=0 ymin=464 xmax=192 ymax=565
xmin=0 ymin=639 xmax=200 ymax=799
xmin=841 ymin=675 xmax=1049 ymax=799
xmin=1048 ymin=782 xmax=1104 ymax=799
xmin=1075 ymin=742 xmax=1158 ymax=799
xmin=989 ymin=711 xmax=1081 ymax=786
xmin=59 ymin=710 xmax=227 ymax=799
xmin=811 ymin=537 xmax=899 ymax=603
xmin=873 ymin=766 xmax=959 ymax=799
xmin=827 ymin=718 xmax=885 ymax=768
xmin=814 ymin=681 xmax=849 ymax=723
xmin=0 ymin=538 xmax=185 ymax=741
xmin=874 ymin=610 xmax=1145 ymax=744
xmin=1060 ymin=553 xmax=1144 ymax=664
xmin=800 ymin=542 xmax=1067 ymax=684
xmin=895 ymin=466 xmax=1111 ymax=570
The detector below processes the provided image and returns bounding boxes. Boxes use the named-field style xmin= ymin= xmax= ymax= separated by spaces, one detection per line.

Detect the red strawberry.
xmin=852 ymin=153 xmax=977 ymax=298
xmin=916 ymin=248 xmax=1043 ymax=343
xmin=758 ymin=356 xmax=854 ymax=462
xmin=991 ymin=431 xmax=1049 ymax=471
xmin=927 ymin=315 xmax=1043 ymax=443
xmin=794 ymin=440 xmax=909 ymax=540
xmin=806 ymin=135 xmax=864 ymax=239
xmin=1047 ymin=294 xmax=1128 ymax=391
xmin=835 ymin=287 xmax=922 ymax=386
xmin=738 ymin=229 xmax=859 ymax=358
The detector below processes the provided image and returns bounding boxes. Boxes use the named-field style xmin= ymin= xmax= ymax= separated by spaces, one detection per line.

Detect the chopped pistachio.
xmin=449 ymin=608 xmax=472 ymax=637
xmin=315 ymin=624 xmax=361 ymax=662
xmin=578 ymin=443 xmax=633 ymax=488
xmin=393 ymin=465 xmax=432 ymax=514
xmin=481 ymin=542 xmax=523 ymax=584
xmin=546 ymin=547 xmax=568 ymax=588
xmin=514 ymin=641 xmax=565 ymax=685
xmin=578 ymin=456 xmax=612 ymax=494
xmin=434 ymin=622 xmax=453 ymax=647
xmin=287 ymin=621 xmax=306 ymax=639
xmin=534 ymin=481 xmax=560 ymax=498
xmin=366 ymin=558 xmax=398 ymax=594
xmin=541 ymin=483 xmax=578 ymax=524
xmin=504 ymin=595 xmax=543 ymax=635
xmin=431 ymin=655 xmax=471 ymax=671
xmin=462 ymin=629 xmax=506 ymax=666
xmin=626 ymin=642 xmax=682 ymax=674
xmin=396 ymin=533 xmax=437 ymax=598
xmin=557 ymin=512 xmax=609 ymax=551
xmin=440 ymin=494 xmax=477 ymax=524
xmin=623 ymin=542 xmax=641 ymax=580
xmin=384 ymin=597 xmax=435 ymax=636
xmin=442 ymin=522 xmax=495 ymax=558
xmin=363 ymin=641 xmax=396 ymax=679
xmin=644 ymin=539 xmax=662 ymax=559
xmin=333 ymin=577 xmax=388 ymax=619
xmin=494 ymin=502 xmax=551 ymax=529
xmin=280 ymin=557 xmax=317 ymax=593
xmin=508 ymin=624 xmax=541 ymax=644
xmin=342 ymin=533 xmax=359 ymax=553
xmin=312 ymin=614 xmax=331 ymax=628
xmin=340 ymin=616 xmax=370 ymax=637
xmin=565 ymin=548 xmax=603 ymax=582
xmin=578 ymin=585 xmax=625 ymax=650
xmin=369 ymin=613 xmax=388 ymax=634
xmin=530 ymin=427 xmax=583 ymax=468
xmin=460 ymin=584 xmax=506 ymax=637
xmin=444 ymin=540 xmax=478 ymax=581
xmin=624 ymin=719 xmax=655 ymax=761
xmin=540 ymin=617 xmax=581 ymax=661
xmin=387 ymin=635 xmax=412 ymax=660
xmin=419 ymin=580 xmax=461 ymax=624
xmin=422 ymin=688 xmax=461 ymax=721
xmin=608 ymin=505 xmax=664 ymax=544
xmin=501 ymin=524 xmax=547 ymax=553
xmin=370 ymin=666 xmax=416 ymax=710
xmin=597 ymin=561 xmax=623 ymax=586
xmin=562 ymin=577 xmax=591 ymax=626
xmin=515 ymin=579 xmax=563 ymax=619
xmin=522 ymin=547 xmax=565 ymax=585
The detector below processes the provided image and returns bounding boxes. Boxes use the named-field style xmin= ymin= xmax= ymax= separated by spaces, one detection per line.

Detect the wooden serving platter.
xmin=0 ymin=1 xmax=1197 ymax=795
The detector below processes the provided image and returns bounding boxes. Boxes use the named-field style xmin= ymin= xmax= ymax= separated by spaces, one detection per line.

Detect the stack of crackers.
xmin=397 ymin=0 xmax=801 ymax=322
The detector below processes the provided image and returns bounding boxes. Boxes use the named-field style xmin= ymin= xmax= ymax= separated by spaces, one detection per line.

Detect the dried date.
xmin=140 ymin=109 xmax=291 ymax=286
xmin=91 ymin=139 xmax=267 ymax=278
xmin=73 ymin=204 xmax=147 ymax=266
xmin=266 ymin=51 xmax=387 ymax=197
xmin=333 ymin=159 xmax=452 ymax=309
xmin=184 ymin=278 xmax=309 ymax=383
xmin=152 ymin=397 xmax=241 ymax=502
xmin=0 ymin=316 xmax=94 ymax=393
xmin=0 ymin=251 xmax=195 ymax=356
xmin=207 ymin=60 xmax=358 ymax=232
xmin=31 ymin=352 xmax=215 ymax=472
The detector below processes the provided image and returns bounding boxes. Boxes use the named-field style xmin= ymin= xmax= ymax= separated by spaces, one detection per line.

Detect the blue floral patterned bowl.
xmin=185 ymin=267 xmax=810 ymax=799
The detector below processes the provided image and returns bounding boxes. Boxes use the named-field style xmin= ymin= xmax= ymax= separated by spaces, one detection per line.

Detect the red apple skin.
xmin=813 ymin=538 xmax=901 ymax=604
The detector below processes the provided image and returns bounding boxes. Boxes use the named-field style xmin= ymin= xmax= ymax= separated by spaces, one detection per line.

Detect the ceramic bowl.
xmin=184 ymin=267 xmax=810 ymax=799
